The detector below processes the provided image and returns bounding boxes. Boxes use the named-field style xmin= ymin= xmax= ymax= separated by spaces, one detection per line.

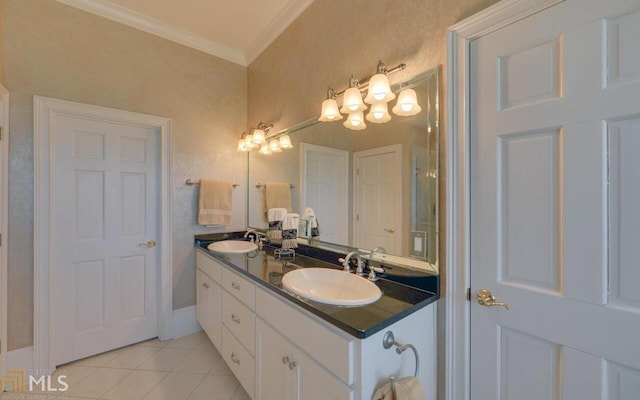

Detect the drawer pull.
xmin=231 ymin=314 xmax=240 ymax=324
xmin=230 ymin=352 xmax=240 ymax=365
xmin=282 ymin=356 xmax=290 ymax=364
xmin=231 ymin=281 xmax=241 ymax=290
xmin=202 ymin=282 xmax=209 ymax=288
xmin=288 ymin=360 xmax=297 ymax=370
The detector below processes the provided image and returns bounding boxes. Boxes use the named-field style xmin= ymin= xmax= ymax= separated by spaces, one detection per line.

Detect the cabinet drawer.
xmin=223 ymin=268 xmax=255 ymax=310
xmin=223 ymin=290 xmax=256 ymax=355
xmin=222 ymin=326 xmax=255 ymax=398
xmin=256 ymin=287 xmax=354 ymax=385
xmin=196 ymin=251 xmax=222 ymax=284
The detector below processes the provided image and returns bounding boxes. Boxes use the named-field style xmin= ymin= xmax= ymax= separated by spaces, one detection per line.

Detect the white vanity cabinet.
xmin=195 ymin=252 xmax=222 ymax=349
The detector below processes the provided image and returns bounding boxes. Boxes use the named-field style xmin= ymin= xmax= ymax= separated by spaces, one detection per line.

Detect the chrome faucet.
xmin=370 ymin=246 xmax=387 ymax=260
xmin=244 ymin=229 xmax=257 ymax=241
xmin=368 ymin=247 xmax=387 ymax=281
xmin=340 ymin=251 xmax=365 ymax=275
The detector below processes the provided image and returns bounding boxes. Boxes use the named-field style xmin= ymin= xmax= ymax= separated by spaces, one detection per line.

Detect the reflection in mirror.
xmin=248 ymin=67 xmax=439 ymax=268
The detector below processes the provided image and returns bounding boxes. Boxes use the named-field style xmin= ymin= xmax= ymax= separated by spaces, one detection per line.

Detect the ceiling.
xmin=57 ymin=0 xmax=315 ymax=66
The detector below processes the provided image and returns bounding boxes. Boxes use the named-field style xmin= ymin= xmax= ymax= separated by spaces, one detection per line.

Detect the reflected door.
xmin=54 ymin=115 xmax=160 ymax=365
xmin=470 ymin=0 xmax=640 ymax=398
xmin=354 ymin=145 xmax=402 ymax=253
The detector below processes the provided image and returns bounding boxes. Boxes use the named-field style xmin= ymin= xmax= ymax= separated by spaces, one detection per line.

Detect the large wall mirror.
xmin=248 ymin=67 xmax=439 ymax=267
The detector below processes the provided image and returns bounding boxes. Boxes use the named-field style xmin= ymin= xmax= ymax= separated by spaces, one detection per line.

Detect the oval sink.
xmin=207 ymin=240 xmax=258 ymax=254
xmin=282 ymin=268 xmax=382 ymax=306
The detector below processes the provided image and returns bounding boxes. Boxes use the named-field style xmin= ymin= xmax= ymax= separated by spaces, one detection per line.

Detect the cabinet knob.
xmin=231 ymin=314 xmax=240 ymax=324
xmin=230 ymin=352 xmax=240 ymax=365
xmin=202 ymin=283 xmax=209 ymax=288
xmin=231 ymin=282 xmax=240 ymax=290
xmin=288 ymin=360 xmax=297 ymax=370
xmin=282 ymin=356 xmax=289 ymax=364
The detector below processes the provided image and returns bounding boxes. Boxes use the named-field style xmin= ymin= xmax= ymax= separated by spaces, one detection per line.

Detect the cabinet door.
xmin=256 ymin=319 xmax=300 ymax=400
xmin=196 ymin=269 xmax=211 ymax=332
xmin=207 ymin=279 xmax=222 ymax=349
xmin=299 ymin=350 xmax=354 ymax=400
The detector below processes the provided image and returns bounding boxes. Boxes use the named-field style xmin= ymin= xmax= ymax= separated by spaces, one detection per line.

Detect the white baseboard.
xmin=172 ymin=305 xmax=202 ymax=339
xmin=5 ymin=345 xmax=35 ymax=382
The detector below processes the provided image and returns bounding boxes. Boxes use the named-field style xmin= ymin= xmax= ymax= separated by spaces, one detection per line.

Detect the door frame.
xmin=444 ymin=1 xmax=564 ymax=399
xmin=299 ymin=143 xmax=350 ymax=243
xmin=0 ymin=83 xmax=9 ymax=378
xmin=33 ymin=96 xmax=173 ymax=373
xmin=353 ymin=144 xmax=402 ymax=252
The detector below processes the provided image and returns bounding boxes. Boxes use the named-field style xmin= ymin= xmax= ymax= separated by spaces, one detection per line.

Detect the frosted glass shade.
xmin=244 ymin=134 xmax=257 ymax=149
xmin=340 ymin=87 xmax=367 ymax=113
xmin=237 ymin=139 xmax=249 ymax=152
xmin=366 ymin=102 xmax=392 ymax=123
xmin=343 ymin=112 xmax=367 ymax=130
xmin=279 ymin=135 xmax=293 ymax=149
xmin=252 ymin=129 xmax=266 ymax=144
xmin=392 ymin=88 xmax=422 ymax=116
xmin=259 ymin=144 xmax=271 ymax=155
xmin=269 ymin=139 xmax=281 ymax=152
xmin=364 ymin=73 xmax=395 ymax=104
xmin=319 ymin=98 xmax=343 ymax=121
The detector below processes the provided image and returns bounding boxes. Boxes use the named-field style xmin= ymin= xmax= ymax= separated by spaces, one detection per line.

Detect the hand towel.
xmin=301 ymin=207 xmax=321 ymax=239
xmin=372 ymin=376 xmax=425 ymax=400
xmin=282 ymin=213 xmax=300 ymax=250
xmin=268 ymin=208 xmax=287 ymax=240
xmin=264 ymin=182 xmax=292 ymax=213
xmin=197 ymin=179 xmax=233 ymax=226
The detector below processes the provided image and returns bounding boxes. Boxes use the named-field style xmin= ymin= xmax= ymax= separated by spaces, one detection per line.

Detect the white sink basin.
xmin=282 ymin=268 xmax=382 ymax=306
xmin=207 ymin=240 xmax=258 ymax=254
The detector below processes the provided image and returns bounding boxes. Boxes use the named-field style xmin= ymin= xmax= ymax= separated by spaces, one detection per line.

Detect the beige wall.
xmin=4 ymin=0 xmax=247 ymax=350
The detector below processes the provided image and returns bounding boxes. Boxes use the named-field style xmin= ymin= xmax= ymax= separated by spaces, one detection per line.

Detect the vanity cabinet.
xmin=256 ymin=318 xmax=353 ymax=400
xmin=195 ymin=252 xmax=222 ymax=349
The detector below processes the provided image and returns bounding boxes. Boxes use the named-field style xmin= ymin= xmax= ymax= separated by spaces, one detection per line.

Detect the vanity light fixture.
xmin=269 ymin=139 xmax=282 ymax=153
xmin=279 ymin=135 xmax=293 ymax=149
xmin=259 ymin=144 xmax=272 ymax=155
xmin=318 ymin=60 xmax=422 ymax=130
xmin=237 ymin=122 xmax=275 ymax=153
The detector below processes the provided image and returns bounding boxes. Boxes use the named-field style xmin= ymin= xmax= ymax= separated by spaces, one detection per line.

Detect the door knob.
xmin=476 ymin=289 xmax=510 ymax=310
xmin=384 ymin=228 xmax=395 ymax=233
xmin=139 ymin=240 xmax=156 ymax=248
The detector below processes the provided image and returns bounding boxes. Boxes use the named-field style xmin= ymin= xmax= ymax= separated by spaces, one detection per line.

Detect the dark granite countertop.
xmin=195 ymin=232 xmax=439 ymax=339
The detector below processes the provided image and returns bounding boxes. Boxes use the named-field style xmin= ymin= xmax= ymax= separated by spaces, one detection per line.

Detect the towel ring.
xmin=382 ymin=331 xmax=419 ymax=378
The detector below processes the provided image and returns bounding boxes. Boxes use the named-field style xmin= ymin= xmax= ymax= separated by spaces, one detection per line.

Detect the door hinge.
xmin=466 ymin=288 xmax=471 ymax=301
xmin=356 ymin=214 xmax=359 ymax=221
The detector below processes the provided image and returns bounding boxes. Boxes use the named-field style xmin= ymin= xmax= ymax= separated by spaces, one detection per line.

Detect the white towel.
xmin=268 ymin=208 xmax=287 ymax=240
xmin=282 ymin=213 xmax=300 ymax=250
xmin=301 ymin=207 xmax=320 ymax=239
xmin=197 ymin=179 xmax=233 ymax=226
xmin=372 ymin=376 xmax=425 ymax=400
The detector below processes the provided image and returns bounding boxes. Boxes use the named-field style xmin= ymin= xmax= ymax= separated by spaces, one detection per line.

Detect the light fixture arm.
xmin=333 ymin=62 xmax=406 ymax=97
xmin=256 ymin=122 xmax=273 ymax=132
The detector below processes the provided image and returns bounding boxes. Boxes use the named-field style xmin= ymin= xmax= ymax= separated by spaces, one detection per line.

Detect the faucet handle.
xmin=338 ymin=258 xmax=351 ymax=272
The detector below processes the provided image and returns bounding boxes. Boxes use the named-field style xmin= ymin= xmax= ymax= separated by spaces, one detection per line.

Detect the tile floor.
xmin=1 ymin=332 xmax=251 ymax=400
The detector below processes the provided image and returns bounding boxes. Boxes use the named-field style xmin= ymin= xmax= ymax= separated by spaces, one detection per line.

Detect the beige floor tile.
xmin=69 ymin=349 xmax=122 ymax=367
xmin=137 ymin=348 xmax=191 ymax=372
xmin=64 ymin=367 xmax=130 ymax=398
xmin=172 ymin=348 xmax=221 ymax=374
xmin=186 ymin=375 xmax=239 ymax=400
xmin=103 ymin=346 xmax=159 ymax=369
xmin=26 ymin=365 xmax=96 ymax=395
xmin=129 ymin=338 xmax=165 ymax=349
xmin=143 ymin=372 xmax=205 ymax=400
xmin=208 ymin=358 xmax=234 ymax=376
xmin=163 ymin=332 xmax=208 ymax=350
xmin=101 ymin=370 xmax=166 ymax=400
xmin=0 ymin=393 xmax=56 ymax=399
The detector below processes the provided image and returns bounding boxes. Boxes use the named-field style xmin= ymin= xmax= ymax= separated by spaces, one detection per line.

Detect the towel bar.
xmin=382 ymin=331 xmax=419 ymax=378
xmin=255 ymin=182 xmax=295 ymax=189
xmin=186 ymin=179 xmax=239 ymax=187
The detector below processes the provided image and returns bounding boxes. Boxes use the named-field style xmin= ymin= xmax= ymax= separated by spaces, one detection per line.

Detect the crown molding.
xmin=244 ymin=0 xmax=314 ymax=65
xmin=56 ymin=0 xmax=248 ymax=66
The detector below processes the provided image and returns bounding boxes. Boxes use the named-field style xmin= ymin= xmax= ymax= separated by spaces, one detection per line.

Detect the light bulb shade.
xmin=319 ymin=98 xmax=343 ymax=121
xmin=252 ymin=129 xmax=266 ymax=144
xmin=279 ymin=135 xmax=293 ymax=149
xmin=237 ymin=139 xmax=249 ymax=152
xmin=364 ymin=73 xmax=395 ymax=104
xmin=259 ymin=144 xmax=271 ymax=155
xmin=269 ymin=139 xmax=281 ymax=152
xmin=244 ymin=134 xmax=257 ymax=149
xmin=366 ymin=102 xmax=392 ymax=123
xmin=392 ymin=88 xmax=422 ymax=116
xmin=340 ymin=87 xmax=367 ymax=113
xmin=343 ymin=112 xmax=367 ymax=131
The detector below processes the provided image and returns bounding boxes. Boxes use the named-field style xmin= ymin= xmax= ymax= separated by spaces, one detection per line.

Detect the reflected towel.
xmin=301 ymin=207 xmax=320 ymax=239
xmin=264 ymin=182 xmax=291 ymax=213
xmin=268 ymin=208 xmax=287 ymax=240
xmin=197 ymin=179 xmax=233 ymax=226
xmin=372 ymin=376 xmax=425 ymax=400
xmin=282 ymin=213 xmax=300 ymax=250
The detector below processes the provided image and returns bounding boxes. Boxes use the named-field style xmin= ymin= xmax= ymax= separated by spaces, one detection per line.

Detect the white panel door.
xmin=470 ymin=1 xmax=640 ymax=398
xmin=354 ymin=145 xmax=402 ymax=253
xmin=300 ymin=143 xmax=349 ymax=244
xmin=54 ymin=115 xmax=159 ymax=365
